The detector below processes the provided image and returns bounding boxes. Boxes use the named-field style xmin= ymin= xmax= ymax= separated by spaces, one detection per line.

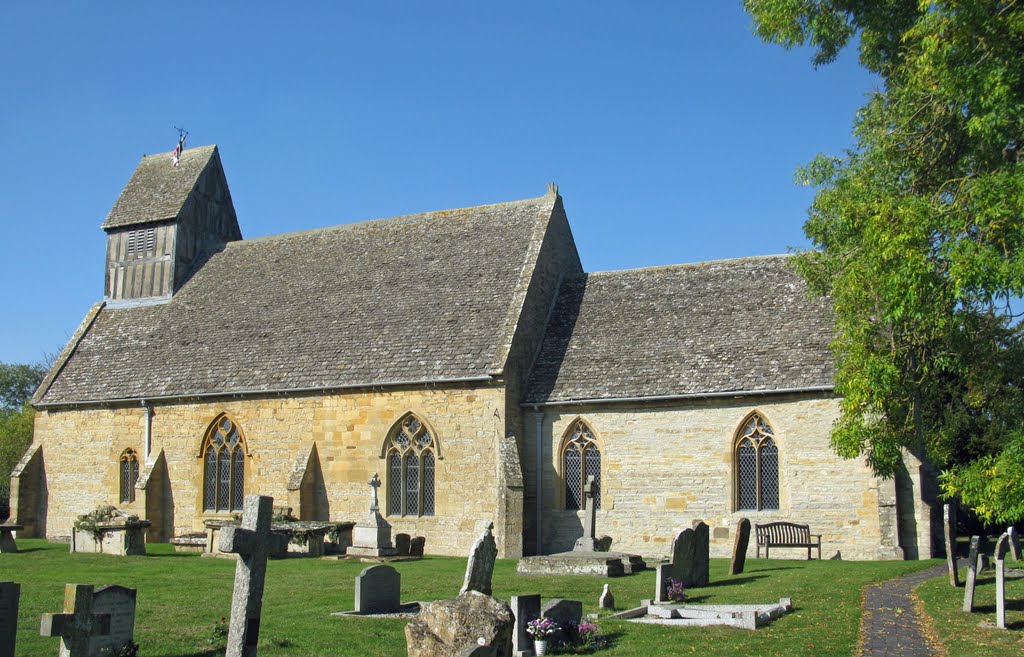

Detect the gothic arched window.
xmin=386 ymin=414 xmax=436 ymax=517
xmin=562 ymin=420 xmax=601 ymax=511
xmin=202 ymin=415 xmax=246 ymax=513
xmin=735 ymin=413 xmax=779 ymax=511
xmin=119 ymin=448 xmax=139 ymax=504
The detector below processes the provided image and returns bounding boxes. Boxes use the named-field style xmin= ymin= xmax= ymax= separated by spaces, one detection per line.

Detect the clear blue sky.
xmin=0 ymin=2 xmax=875 ymax=365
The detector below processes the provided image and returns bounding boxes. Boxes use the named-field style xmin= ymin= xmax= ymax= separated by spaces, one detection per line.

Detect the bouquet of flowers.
xmin=526 ymin=616 xmax=559 ymax=639
xmin=666 ymin=577 xmax=687 ymax=602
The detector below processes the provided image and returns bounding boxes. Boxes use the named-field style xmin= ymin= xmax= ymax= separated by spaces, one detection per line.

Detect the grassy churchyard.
xmin=3 ymin=540 xmax=1023 ymax=656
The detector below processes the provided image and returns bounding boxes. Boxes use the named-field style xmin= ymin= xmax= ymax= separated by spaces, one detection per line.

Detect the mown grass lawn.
xmin=2 ymin=540 xmax=942 ymax=656
xmin=916 ymin=562 xmax=1024 ymax=655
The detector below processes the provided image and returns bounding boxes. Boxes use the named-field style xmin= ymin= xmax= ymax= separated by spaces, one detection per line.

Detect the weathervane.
xmin=171 ymin=126 xmax=189 ymax=167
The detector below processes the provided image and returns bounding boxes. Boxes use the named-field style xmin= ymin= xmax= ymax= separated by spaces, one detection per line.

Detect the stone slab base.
xmin=346 ymin=545 xmax=399 ymax=557
xmin=517 ymin=551 xmax=646 ymax=577
xmin=330 ymin=554 xmax=422 ymax=564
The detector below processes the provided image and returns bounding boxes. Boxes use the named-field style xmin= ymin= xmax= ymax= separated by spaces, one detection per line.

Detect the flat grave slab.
xmin=516 ymin=551 xmax=646 ymax=577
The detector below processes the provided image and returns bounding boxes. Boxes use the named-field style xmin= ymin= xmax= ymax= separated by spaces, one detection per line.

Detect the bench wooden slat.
xmin=754 ymin=522 xmax=821 ymax=560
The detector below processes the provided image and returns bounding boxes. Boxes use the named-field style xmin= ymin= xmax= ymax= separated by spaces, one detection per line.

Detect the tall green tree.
xmin=744 ymin=1 xmax=1024 ymax=523
xmin=0 ymin=361 xmax=49 ymax=519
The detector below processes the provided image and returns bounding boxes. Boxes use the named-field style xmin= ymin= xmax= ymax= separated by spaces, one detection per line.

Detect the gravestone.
xmin=1008 ymin=526 xmax=1020 ymax=562
xmin=460 ymin=521 xmax=498 ymax=596
xmin=670 ymin=522 xmax=709 ymax=588
xmin=572 ymin=477 xmax=598 ymax=552
xmin=995 ymin=532 xmax=1009 ymax=629
xmin=962 ymin=536 xmax=980 ymax=613
xmin=943 ymin=504 xmax=960 ymax=587
xmin=0 ymin=524 xmax=22 ymax=554
xmin=0 ymin=582 xmax=19 ymax=657
xmin=219 ymin=494 xmax=275 ymax=657
xmin=541 ymin=599 xmax=582 ymax=646
xmin=976 ymin=535 xmax=990 ymax=573
xmin=655 ymin=563 xmax=672 ymax=603
xmin=355 ymin=565 xmax=401 ymax=614
xmin=40 ymin=584 xmax=111 ymax=657
xmin=88 ymin=585 xmax=136 ymax=657
xmin=348 ymin=474 xmax=397 ymax=557
xmin=730 ymin=518 xmax=751 ymax=576
xmin=594 ymin=535 xmax=612 ymax=552
xmin=395 ymin=533 xmax=411 ymax=557
xmin=599 ymin=584 xmax=615 ymax=610
xmin=410 ymin=536 xmax=426 ymax=557
xmin=509 ymin=594 xmax=540 ymax=657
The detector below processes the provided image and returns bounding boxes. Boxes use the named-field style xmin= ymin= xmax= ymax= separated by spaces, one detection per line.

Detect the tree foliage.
xmin=0 ymin=361 xmax=48 ymax=519
xmin=744 ymin=1 xmax=1024 ymax=522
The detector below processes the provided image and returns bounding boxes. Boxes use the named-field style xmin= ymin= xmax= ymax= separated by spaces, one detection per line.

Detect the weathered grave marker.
xmin=0 ymin=582 xmax=19 ymax=657
xmin=510 ymin=593 xmax=540 ymax=657
xmin=348 ymin=473 xmax=397 ymax=557
xmin=0 ymin=524 xmax=22 ymax=554
xmin=655 ymin=563 xmax=672 ymax=603
xmin=995 ymin=532 xmax=1009 ymax=629
xmin=943 ymin=504 xmax=960 ymax=587
xmin=962 ymin=536 xmax=980 ymax=613
xmin=670 ymin=522 xmax=710 ymax=588
xmin=599 ymin=584 xmax=615 ymax=610
xmin=355 ymin=565 xmax=401 ymax=614
xmin=460 ymin=521 xmax=498 ymax=596
xmin=88 ymin=585 xmax=136 ymax=657
xmin=730 ymin=518 xmax=751 ymax=576
xmin=572 ymin=477 xmax=598 ymax=552
xmin=40 ymin=584 xmax=111 ymax=657
xmin=410 ymin=536 xmax=426 ymax=557
xmin=394 ymin=533 xmax=411 ymax=557
xmin=1008 ymin=526 xmax=1020 ymax=562
xmin=541 ymin=599 xmax=582 ymax=647
xmin=219 ymin=494 xmax=275 ymax=657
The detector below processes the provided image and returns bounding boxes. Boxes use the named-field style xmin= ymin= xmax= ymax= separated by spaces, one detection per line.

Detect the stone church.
xmin=12 ymin=145 xmax=940 ymax=560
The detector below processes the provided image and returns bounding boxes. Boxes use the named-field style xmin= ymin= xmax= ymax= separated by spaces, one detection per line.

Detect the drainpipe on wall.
xmin=532 ymin=406 xmax=544 ymax=555
xmin=142 ymin=400 xmax=153 ymax=462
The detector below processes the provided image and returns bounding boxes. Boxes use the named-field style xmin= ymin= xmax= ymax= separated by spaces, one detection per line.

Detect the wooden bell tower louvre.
xmin=101 ymin=144 xmax=241 ymax=302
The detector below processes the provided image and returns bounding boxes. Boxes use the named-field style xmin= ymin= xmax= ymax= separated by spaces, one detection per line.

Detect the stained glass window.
xmin=735 ymin=414 xmax=779 ymax=511
xmin=563 ymin=420 xmax=601 ymax=510
xmin=202 ymin=415 xmax=246 ymax=512
xmin=385 ymin=414 xmax=436 ymax=517
xmin=119 ymin=449 xmax=139 ymax=504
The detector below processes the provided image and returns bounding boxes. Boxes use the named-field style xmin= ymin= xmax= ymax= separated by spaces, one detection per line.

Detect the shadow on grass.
xmin=170 ymin=649 xmax=223 ymax=657
xmin=703 ymin=575 xmax=766 ymax=588
xmin=748 ymin=565 xmax=799 ymax=572
xmin=973 ymin=598 xmax=1024 ymax=614
xmin=11 ymin=547 xmax=47 ymax=553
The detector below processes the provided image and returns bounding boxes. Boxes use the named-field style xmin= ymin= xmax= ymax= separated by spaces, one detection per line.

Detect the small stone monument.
xmin=461 ymin=522 xmax=498 ymax=596
xmin=347 ymin=474 xmax=397 ymax=558
xmin=88 ymin=585 xmax=137 ymax=657
xmin=670 ymin=522 xmax=710 ymax=588
xmin=730 ymin=518 xmax=751 ymax=576
xmin=394 ymin=533 xmax=411 ymax=557
xmin=962 ymin=536 xmax=980 ymax=613
xmin=0 ymin=524 xmax=23 ymax=554
xmin=1 ymin=582 xmax=19 ymax=657
xmin=599 ymin=584 xmax=615 ymax=610
xmin=410 ymin=536 xmax=426 ymax=557
xmin=541 ymin=599 xmax=583 ymax=647
xmin=219 ymin=494 xmax=275 ymax=657
xmin=510 ymin=594 xmax=540 ymax=657
xmin=40 ymin=584 xmax=111 ymax=657
xmin=572 ymin=477 xmax=599 ymax=552
xmin=995 ymin=532 xmax=1010 ymax=629
xmin=1008 ymin=526 xmax=1021 ymax=562
xmin=354 ymin=565 xmax=401 ymax=614
xmin=943 ymin=504 xmax=960 ymax=587
xmin=655 ymin=563 xmax=672 ymax=603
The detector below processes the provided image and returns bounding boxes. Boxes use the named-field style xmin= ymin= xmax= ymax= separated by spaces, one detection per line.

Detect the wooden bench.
xmin=755 ymin=522 xmax=821 ymax=560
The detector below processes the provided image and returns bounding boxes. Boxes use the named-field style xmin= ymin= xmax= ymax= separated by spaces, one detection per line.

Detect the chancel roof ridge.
xmin=585 ymin=253 xmax=796 ymax=278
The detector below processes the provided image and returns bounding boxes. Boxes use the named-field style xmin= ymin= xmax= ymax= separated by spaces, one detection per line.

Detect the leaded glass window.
xmin=119 ymin=449 xmax=139 ymax=504
xmin=735 ymin=414 xmax=780 ymax=511
xmin=385 ymin=414 xmax=436 ymax=517
xmin=563 ymin=420 xmax=601 ymax=510
xmin=202 ymin=415 xmax=246 ymax=513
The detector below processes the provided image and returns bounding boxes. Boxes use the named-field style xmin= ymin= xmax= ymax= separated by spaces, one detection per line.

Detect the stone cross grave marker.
xmin=943 ymin=504 xmax=960 ymax=587
xmin=730 ymin=518 xmax=751 ymax=576
xmin=40 ymin=584 xmax=111 ymax=657
xmin=572 ymin=477 xmax=598 ymax=552
xmin=88 ymin=585 xmax=136 ymax=657
xmin=368 ymin=472 xmax=381 ymax=512
xmin=962 ymin=536 xmax=980 ymax=613
xmin=355 ymin=565 xmax=401 ymax=614
xmin=1 ymin=582 xmax=19 ymax=657
xmin=460 ymin=521 xmax=498 ymax=596
xmin=220 ymin=494 xmax=275 ymax=657
xmin=995 ymin=532 xmax=1010 ymax=629
xmin=510 ymin=593 xmax=540 ymax=657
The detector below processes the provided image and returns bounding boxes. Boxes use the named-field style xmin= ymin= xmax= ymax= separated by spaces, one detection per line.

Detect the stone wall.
xmin=31 ymin=383 xmax=519 ymax=557
xmin=523 ymin=395 xmax=910 ymax=561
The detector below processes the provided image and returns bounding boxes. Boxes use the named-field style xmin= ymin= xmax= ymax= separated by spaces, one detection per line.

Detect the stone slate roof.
xmin=101 ymin=145 xmax=217 ymax=229
xmin=524 ymin=255 xmax=835 ymax=404
xmin=37 ymin=195 xmax=557 ymax=404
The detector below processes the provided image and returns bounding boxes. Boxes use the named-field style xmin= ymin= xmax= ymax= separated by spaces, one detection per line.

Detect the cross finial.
xmin=584 ymin=475 xmax=596 ymax=497
xmin=368 ymin=473 xmax=382 ymax=512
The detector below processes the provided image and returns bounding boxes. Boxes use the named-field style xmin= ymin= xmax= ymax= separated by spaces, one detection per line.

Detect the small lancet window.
xmin=386 ymin=415 xmax=436 ymax=517
xmin=202 ymin=416 xmax=246 ymax=513
xmin=119 ymin=448 xmax=139 ymax=504
xmin=563 ymin=420 xmax=601 ymax=511
xmin=735 ymin=413 xmax=779 ymax=511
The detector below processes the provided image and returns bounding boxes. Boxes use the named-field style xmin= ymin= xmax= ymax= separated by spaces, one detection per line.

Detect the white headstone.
xmin=460 ymin=522 xmax=498 ymax=596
